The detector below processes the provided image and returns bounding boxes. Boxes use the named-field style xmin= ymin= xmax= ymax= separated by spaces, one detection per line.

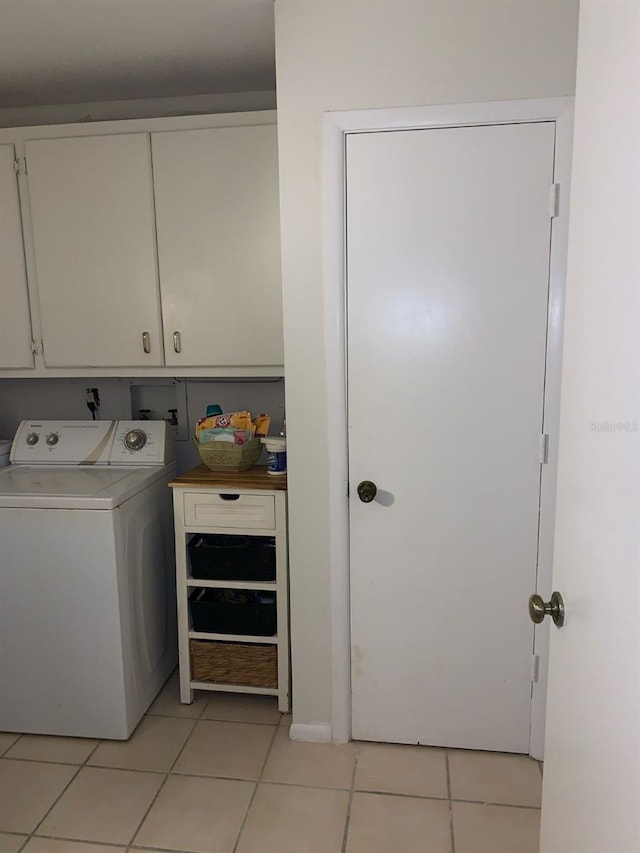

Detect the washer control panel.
xmin=10 ymin=420 xmax=175 ymax=466
xmin=124 ymin=429 xmax=147 ymax=452
xmin=110 ymin=421 xmax=174 ymax=465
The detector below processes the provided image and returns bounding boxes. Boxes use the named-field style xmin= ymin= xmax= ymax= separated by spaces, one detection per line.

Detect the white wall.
xmin=539 ymin=2 xmax=640 ymax=850
xmin=0 ymin=378 xmax=285 ymax=473
xmin=274 ymin=0 xmax=580 ymax=733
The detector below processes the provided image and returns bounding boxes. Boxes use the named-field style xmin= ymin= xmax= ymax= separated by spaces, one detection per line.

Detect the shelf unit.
xmin=170 ymin=466 xmax=289 ymax=711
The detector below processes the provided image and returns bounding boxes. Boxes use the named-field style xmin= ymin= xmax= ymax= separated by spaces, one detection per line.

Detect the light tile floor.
xmin=0 ymin=673 xmax=543 ymax=853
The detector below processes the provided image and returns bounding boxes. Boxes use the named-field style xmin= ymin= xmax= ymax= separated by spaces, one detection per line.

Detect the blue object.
xmin=205 ymin=404 xmax=223 ymax=417
xmin=267 ymin=449 xmax=287 ymax=474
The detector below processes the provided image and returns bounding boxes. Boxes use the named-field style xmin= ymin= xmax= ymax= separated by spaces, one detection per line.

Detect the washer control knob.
xmin=124 ymin=429 xmax=147 ymax=451
xmin=45 ymin=432 xmax=59 ymax=446
xmin=25 ymin=432 xmax=39 ymax=446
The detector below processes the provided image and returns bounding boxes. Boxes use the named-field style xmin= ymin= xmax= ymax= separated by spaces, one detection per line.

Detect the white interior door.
xmin=540 ymin=2 xmax=640 ymax=850
xmin=347 ymin=121 xmax=555 ymax=752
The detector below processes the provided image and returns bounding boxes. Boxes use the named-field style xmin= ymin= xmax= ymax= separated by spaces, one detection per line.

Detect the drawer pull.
xmin=219 ymin=494 xmax=240 ymax=501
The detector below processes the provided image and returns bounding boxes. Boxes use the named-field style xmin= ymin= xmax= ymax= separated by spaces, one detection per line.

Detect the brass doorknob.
xmin=528 ymin=592 xmax=565 ymax=628
xmin=357 ymin=480 xmax=377 ymax=503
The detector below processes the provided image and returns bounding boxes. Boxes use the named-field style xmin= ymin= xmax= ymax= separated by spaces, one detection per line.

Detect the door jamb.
xmin=322 ymin=97 xmax=574 ymax=752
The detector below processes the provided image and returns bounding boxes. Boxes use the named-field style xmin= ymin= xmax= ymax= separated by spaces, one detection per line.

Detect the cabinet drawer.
xmin=183 ymin=492 xmax=275 ymax=529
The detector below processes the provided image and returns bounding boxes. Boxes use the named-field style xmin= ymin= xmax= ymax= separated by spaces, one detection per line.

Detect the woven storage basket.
xmin=190 ymin=640 xmax=277 ymax=688
xmin=196 ymin=438 xmax=262 ymax=472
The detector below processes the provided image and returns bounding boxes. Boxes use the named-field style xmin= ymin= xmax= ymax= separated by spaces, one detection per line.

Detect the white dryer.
xmin=0 ymin=420 xmax=177 ymax=739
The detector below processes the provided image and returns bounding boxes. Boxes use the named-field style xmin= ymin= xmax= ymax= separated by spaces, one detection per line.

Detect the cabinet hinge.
xmin=531 ymin=654 xmax=540 ymax=684
xmin=549 ymin=183 xmax=560 ymax=218
xmin=30 ymin=339 xmax=43 ymax=355
xmin=13 ymin=158 xmax=27 ymax=176
xmin=539 ymin=434 xmax=549 ymax=464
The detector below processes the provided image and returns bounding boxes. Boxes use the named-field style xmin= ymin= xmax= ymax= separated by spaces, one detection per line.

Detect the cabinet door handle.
xmin=173 ymin=331 xmax=182 ymax=354
xmin=142 ymin=332 xmax=151 ymax=354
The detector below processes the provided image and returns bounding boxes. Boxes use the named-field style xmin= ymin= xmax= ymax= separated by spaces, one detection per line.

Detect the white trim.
xmin=0 ymin=91 xmax=276 ymax=130
xmin=289 ymin=723 xmax=333 ymax=743
xmin=529 ymin=105 xmax=575 ymax=760
xmin=324 ymin=116 xmax=352 ymax=745
xmin=0 ymin=109 xmax=277 ymax=145
xmin=322 ymin=97 xmax=574 ymax=750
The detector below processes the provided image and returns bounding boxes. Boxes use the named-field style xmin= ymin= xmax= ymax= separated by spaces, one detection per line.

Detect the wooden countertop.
xmin=169 ymin=464 xmax=287 ymax=491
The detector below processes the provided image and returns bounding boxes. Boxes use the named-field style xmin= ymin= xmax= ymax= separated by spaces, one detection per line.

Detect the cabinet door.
xmin=26 ymin=134 xmax=164 ymax=367
xmin=152 ymin=124 xmax=284 ymax=367
xmin=0 ymin=145 xmax=33 ymax=368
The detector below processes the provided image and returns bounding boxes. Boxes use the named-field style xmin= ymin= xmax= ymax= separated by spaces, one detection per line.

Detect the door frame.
xmin=321 ymin=97 xmax=574 ymax=754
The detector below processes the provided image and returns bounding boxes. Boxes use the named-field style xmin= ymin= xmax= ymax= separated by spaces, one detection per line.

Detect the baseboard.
xmin=289 ymin=723 xmax=333 ymax=743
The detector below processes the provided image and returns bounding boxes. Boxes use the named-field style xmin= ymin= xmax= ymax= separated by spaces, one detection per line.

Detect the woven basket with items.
xmin=195 ymin=408 xmax=271 ymax=473
xmin=196 ymin=438 xmax=263 ymax=472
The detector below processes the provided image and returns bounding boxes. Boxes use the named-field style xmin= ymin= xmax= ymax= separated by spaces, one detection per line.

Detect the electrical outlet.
xmin=86 ymin=388 xmax=101 ymax=420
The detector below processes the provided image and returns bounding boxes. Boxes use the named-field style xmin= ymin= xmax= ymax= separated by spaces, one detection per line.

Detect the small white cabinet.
xmin=26 ymin=133 xmax=164 ymax=368
xmin=0 ymin=144 xmax=33 ymax=369
xmin=170 ymin=466 xmax=290 ymax=712
xmin=152 ymin=124 xmax=284 ymax=367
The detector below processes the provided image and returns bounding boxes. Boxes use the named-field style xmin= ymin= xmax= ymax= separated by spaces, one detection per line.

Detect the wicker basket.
xmin=196 ymin=438 xmax=262 ymax=472
xmin=190 ymin=640 xmax=278 ymax=688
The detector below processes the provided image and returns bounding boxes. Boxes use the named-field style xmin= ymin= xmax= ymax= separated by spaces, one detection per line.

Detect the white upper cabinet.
xmin=0 ymin=113 xmax=284 ymax=376
xmin=26 ymin=134 xmax=164 ymax=367
xmin=0 ymin=144 xmax=33 ymax=369
xmin=152 ymin=123 xmax=284 ymax=367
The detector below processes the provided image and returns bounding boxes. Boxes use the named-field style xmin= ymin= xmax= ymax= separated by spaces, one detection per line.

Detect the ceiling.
xmin=0 ymin=0 xmax=276 ymax=108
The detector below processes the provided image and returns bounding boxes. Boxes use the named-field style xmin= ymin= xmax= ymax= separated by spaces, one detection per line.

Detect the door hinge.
xmin=30 ymin=339 xmax=43 ymax=356
xmin=549 ymin=183 xmax=560 ymax=218
xmin=539 ymin=433 xmax=549 ymax=464
xmin=13 ymin=157 xmax=27 ymax=176
xmin=531 ymin=654 xmax=540 ymax=684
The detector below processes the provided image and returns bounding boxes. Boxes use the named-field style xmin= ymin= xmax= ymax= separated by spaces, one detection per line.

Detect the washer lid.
xmin=0 ymin=463 xmax=173 ymax=510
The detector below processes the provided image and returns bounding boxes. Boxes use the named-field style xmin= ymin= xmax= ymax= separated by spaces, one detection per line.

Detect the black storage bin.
xmin=190 ymin=588 xmax=277 ymax=636
xmin=188 ymin=534 xmax=276 ymax=582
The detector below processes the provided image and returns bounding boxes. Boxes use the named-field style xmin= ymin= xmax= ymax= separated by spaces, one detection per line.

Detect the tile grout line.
xmin=27 ymin=736 xmax=105 ymax=846
xmin=0 ymin=733 xmax=22 ymax=759
xmin=123 ymin=772 xmax=170 ymax=853
xmin=25 ymin=834 xmax=130 ymax=849
xmin=231 ymin=721 xmax=280 ymax=853
xmin=340 ymin=745 xmax=359 ymax=853
xmin=352 ymin=786 xmax=448 ymax=801
xmin=451 ymin=798 xmax=542 ymax=811
xmin=122 ymin=711 xmax=204 ymax=853
xmin=446 ymin=751 xmax=456 ymax=853
xmin=148 ymin=709 xmax=279 ymax=726
xmin=27 ymin=683 xmax=212 ymax=853
xmin=168 ymin=772 xmax=352 ymax=790
xmin=1 ymin=688 xmax=273 ymax=851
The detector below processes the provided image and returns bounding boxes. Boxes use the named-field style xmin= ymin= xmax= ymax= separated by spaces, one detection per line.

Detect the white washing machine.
xmin=0 ymin=440 xmax=11 ymax=467
xmin=0 ymin=419 xmax=177 ymax=739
